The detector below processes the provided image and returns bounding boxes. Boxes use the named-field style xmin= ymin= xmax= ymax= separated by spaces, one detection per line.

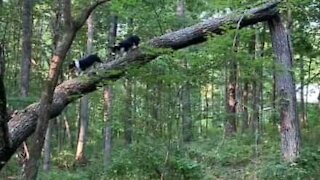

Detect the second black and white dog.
xmin=69 ymin=54 xmax=102 ymax=74
xmin=111 ymin=35 xmax=141 ymax=56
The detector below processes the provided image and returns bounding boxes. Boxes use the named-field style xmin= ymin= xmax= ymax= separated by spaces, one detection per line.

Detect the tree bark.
xmin=225 ymin=61 xmax=237 ymax=136
xmin=21 ymin=0 xmax=33 ymax=97
xmin=122 ymin=19 xmax=135 ymax=145
xmin=225 ymin=34 xmax=239 ymax=136
xmin=124 ymin=79 xmax=133 ymax=145
xmin=176 ymin=0 xmax=192 ymax=143
xmin=268 ymin=14 xmax=301 ymax=163
xmin=0 ymin=44 xmax=10 ymax=152
xmin=103 ymin=85 xmax=112 ymax=168
xmin=181 ymin=82 xmax=192 ymax=141
xmin=258 ymin=27 xmax=265 ymax=132
xmin=75 ymin=96 xmax=89 ymax=164
xmin=63 ymin=115 xmax=73 ymax=148
xmin=104 ymin=15 xmax=117 ymax=168
xmin=43 ymin=120 xmax=52 ymax=171
xmin=0 ymin=1 xmax=280 ymax=170
xmin=241 ymin=81 xmax=249 ymax=132
xmin=250 ymin=29 xmax=262 ymax=135
xmin=253 ymin=27 xmax=263 ymax=136
xmin=18 ymin=0 xmax=33 ymax=173
xmin=299 ymin=56 xmax=306 ymax=126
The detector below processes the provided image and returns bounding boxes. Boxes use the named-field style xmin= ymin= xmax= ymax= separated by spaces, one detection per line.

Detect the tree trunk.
xmin=305 ymin=58 xmax=313 ymax=123
xmin=225 ymin=35 xmax=239 ymax=136
xmin=225 ymin=62 xmax=237 ymax=136
xmin=258 ymin=27 xmax=265 ymax=132
xmin=299 ymin=56 xmax=306 ymax=126
xmin=251 ymin=28 xmax=262 ymax=135
xmin=64 ymin=115 xmax=73 ymax=148
xmin=177 ymin=0 xmax=192 ymax=142
xmin=181 ymin=82 xmax=192 ymax=142
xmin=124 ymin=79 xmax=133 ymax=145
xmin=241 ymin=81 xmax=249 ymax=132
xmin=271 ymin=60 xmax=277 ymax=125
xmin=0 ymin=1 xmax=280 ymax=169
xmin=21 ymin=0 xmax=33 ymax=97
xmin=19 ymin=0 xmax=33 ymax=174
xmin=0 ymin=44 xmax=9 ymax=149
xmin=75 ymin=13 xmax=94 ymax=165
xmin=253 ymin=27 xmax=263 ymax=139
xmin=104 ymin=15 xmax=117 ymax=168
xmin=75 ymin=96 xmax=89 ymax=164
xmin=123 ymin=18 xmax=135 ymax=145
xmin=103 ymin=86 xmax=112 ymax=167
xmin=43 ymin=120 xmax=52 ymax=171
xmin=268 ymin=14 xmax=301 ymax=163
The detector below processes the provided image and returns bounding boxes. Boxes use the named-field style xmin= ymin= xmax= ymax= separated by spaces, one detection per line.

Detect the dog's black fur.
xmin=111 ymin=35 xmax=140 ymax=55
xmin=69 ymin=54 xmax=102 ymax=72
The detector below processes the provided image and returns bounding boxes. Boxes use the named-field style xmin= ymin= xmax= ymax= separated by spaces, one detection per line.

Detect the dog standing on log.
xmin=68 ymin=54 xmax=102 ymax=75
xmin=110 ymin=35 xmax=141 ymax=57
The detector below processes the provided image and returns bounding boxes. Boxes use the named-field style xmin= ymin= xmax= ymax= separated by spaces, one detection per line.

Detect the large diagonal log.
xmin=0 ymin=0 xmax=281 ymax=168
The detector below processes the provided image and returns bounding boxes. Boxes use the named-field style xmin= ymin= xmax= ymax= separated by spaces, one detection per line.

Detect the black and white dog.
xmin=111 ymin=35 xmax=141 ymax=56
xmin=69 ymin=54 xmax=102 ymax=74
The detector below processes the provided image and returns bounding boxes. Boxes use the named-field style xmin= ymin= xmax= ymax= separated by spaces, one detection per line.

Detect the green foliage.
xmin=107 ymin=140 xmax=204 ymax=179
xmin=258 ymin=147 xmax=320 ymax=179
xmin=258 ymin=161 xmax=308 ymax=180
xmin=52 ymin=150 xmax=75 ymax=169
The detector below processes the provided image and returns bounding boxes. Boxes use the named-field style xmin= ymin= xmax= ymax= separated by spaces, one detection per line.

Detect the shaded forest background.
xmin=0 ymin=0 xmax=320 ymax=179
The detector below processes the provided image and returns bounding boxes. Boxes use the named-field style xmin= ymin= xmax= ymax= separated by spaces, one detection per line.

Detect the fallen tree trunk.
xmin=0 ymin=0 xmax=281 ymax=169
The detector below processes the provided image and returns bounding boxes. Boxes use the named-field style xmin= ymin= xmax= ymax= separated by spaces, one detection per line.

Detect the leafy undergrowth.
xmin=2 ymin=118 xmax=320 ymax=179
xmin=34 ymin=126 xmax=320 ymax=180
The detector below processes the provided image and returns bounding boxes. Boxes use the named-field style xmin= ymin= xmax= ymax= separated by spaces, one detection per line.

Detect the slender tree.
xmin=42 ymin=120 xmax=52 ymax=171
xmin=177 ymin=0 xmax=192 ymax=142
xmin=19 ymin=0 xmax=33 ymax=173
xmin=241 ymin=81 xmax=249 ymax=132
xmin=123 ymin=18 xmax=134 ymax=145
xmin=268 ymin=13 xmax=301 ymax=162
xmin=23 ymin=1 xmax=110 ymax=178
xmin=18 ymin=0 xmax=33 ymax=176
xmin=299 ymin=55 xmax=306 ymax=126
xmin=21 ymin=0 xmax=33 ymax=97
xmin=0 ymin=44 xmax=9 ymax=150
xmin=124 ymin=79 xmax=133 ymax=145
xmin=225 ymin=35 xmax=238 ymax=136
xmin=104 ymin=15 xmax=117 ymax=168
